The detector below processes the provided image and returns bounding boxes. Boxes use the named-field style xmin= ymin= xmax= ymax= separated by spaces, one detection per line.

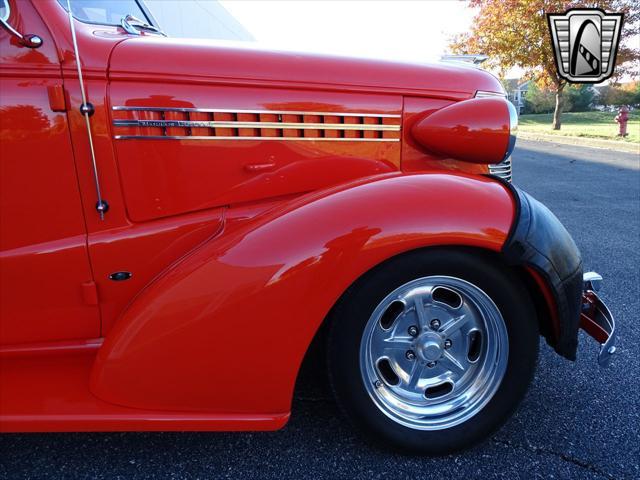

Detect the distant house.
xmin=440 ymin=57 xmax=529 ymax=113
xmin=145 ymin=0 xmax=254 ymax=41
xmin=504 ymin=79 xmax=530 ymax=114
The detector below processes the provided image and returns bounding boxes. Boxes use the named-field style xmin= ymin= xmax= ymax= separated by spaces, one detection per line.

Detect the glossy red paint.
xmin=411 ymin=98 xmax=512 ymax=164
xmin=401 ymin=96 xmax=490 ymax=175
xmin=580 ymin=292 xmax=608 ymax=344
xmin=1 ymin=0 xmax=557 ymax=432
xmin=88 ymin=208 xmax=225 ymax=333
xmin=90 ymin=174 xmax=514 ymax=414
xmin=108 ymin=83 xmax=402 ymax=222
xmin=108 ymin=36 xmax=504 ymax=99
xmin=0 ymin=0 xmax=100 ymax=345
xmin=0 ymin=343 xmax=287 ymax=432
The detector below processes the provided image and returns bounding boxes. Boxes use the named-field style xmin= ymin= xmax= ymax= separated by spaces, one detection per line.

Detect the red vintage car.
xmin=0 ymin=0 xmax=616 ymax=454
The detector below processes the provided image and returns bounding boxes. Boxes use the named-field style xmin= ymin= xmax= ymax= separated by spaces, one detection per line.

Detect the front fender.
xmin=91 ymin=174 xmax=515 ymax=414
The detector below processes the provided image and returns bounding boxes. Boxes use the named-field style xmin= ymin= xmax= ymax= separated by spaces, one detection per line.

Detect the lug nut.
xmin=426 ymin=361 xmax=437 ymax=368
xmin=408 ymin=326 xmax=419 ymax=337
xmin=374 ymin=380 xmax=382 ymax=388
xmin=430 ymin=319 xmax=441 ymax=330
xmin=405 ymin=350 xmax=416 ymax=360
xmin=444 ymin=339 xmax=452 ymax=349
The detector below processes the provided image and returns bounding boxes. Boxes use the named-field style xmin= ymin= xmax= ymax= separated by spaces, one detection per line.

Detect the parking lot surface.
xmin=1 ymin=139 xmax=638 ymax=479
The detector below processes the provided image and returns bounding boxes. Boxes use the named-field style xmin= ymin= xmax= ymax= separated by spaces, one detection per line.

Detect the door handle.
xmin=244 ymin=162 xmax=276 ymax=173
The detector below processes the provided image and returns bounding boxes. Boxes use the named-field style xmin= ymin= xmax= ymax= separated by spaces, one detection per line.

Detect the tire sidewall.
xmin=328 ymin=248 xmax=539 ymax=454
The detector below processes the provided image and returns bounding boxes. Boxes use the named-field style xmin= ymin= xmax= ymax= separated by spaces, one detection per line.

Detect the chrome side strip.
xmin=114 ymin=135 xmax=399 ymax=142
xmin=112 ymin=106 xmax=401 ymax=118
xmin=113 ymin=119 xmax=400 ymax=131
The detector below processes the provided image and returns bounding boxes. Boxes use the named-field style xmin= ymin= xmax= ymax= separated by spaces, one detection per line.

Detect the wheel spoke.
xmin=440 ymin=351 xmax=466 ymax=375
xmin=412 ymin=290 xmax=432 ymax=329
xmin=381 ymin=337 xmax=413 ymax=356
xmin=440 ymin=314 xmax=470 ymax=337
xmin=406 ymin=361 xmax=424 ymax=389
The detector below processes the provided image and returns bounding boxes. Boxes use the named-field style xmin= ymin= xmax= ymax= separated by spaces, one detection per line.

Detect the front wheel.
xmin=328 ymin=249 xmax=539 ymax=454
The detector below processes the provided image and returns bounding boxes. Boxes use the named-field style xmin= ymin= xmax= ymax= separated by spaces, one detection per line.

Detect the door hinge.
xmin=81 ymin=281 xmax=98 ymax=306
xmin=47 ymin=84 xmax=67 ymax=112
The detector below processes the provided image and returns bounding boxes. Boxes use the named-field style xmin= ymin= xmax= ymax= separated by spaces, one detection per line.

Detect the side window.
xmin=0 ymin=0 xmax=9 ymax=22
xmin=55 ymin=0 xmax=153 ymax=27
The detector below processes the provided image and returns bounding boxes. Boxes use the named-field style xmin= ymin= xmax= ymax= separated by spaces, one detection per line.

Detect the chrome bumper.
xmin=580 ymin=272 xmax=616 ymax=367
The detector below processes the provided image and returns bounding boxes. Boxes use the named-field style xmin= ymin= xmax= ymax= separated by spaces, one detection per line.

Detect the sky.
xmin=158 ymin=0 xmax=636 ymax=84
xmin=219 ymin=0 xmax=477 ymax=64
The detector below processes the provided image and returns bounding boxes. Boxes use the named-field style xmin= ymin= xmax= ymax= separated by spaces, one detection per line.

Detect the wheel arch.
xmin=90 ymin=173 xmax=517 ymax=416
xmin=295 ymin=245 xmax=557 ymax=395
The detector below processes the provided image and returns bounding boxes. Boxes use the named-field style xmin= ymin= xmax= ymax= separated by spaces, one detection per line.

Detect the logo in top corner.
xmin=547 ymin=8 xmax=623 ymax=83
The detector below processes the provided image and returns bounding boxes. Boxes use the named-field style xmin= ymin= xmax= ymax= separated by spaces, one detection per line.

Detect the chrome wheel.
xmin=360 ymin=275 xmax=509 ymax=431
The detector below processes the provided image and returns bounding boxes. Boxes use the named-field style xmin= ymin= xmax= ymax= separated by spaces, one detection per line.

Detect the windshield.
xmin=56 ymin=0 xmax=153 ymax=27
xmin=144 ymin=0 xmax=253 ymax=41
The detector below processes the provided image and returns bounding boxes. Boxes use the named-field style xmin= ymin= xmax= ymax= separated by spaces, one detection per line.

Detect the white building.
xmin=505 ymin=79 xmax=530 ymax=114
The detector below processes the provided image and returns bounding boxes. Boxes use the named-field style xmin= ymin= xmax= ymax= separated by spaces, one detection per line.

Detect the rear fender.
xmin=90 ymin=174 xmax=515 ymax=414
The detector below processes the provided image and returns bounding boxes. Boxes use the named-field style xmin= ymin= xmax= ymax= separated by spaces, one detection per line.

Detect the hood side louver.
xmin=112 ymin=107 xmax=401 ymax=142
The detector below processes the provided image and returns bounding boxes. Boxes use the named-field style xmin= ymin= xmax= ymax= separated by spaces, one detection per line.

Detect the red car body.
xmin=0 ymin=0 xmax=613 ymax=435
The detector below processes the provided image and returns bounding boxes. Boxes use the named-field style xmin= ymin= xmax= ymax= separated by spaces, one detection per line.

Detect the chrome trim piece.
xmin=593 ymin=294 xmax=616 ymax=368
xmin=56 ymin=0 xmax=160 ymax=30
xmin=489 ymin=158 xmax=512 ymax=183
xmin=112 ymin=106 xmax=401 ymax=118
xmin=583 ymin=271 xmax=603 ymax=292
xmin=113 ymin=119 xmax=400 ymax=131
xmin=114 ymin=135 xmax=399 ymax=142
xmin=505 ymin=100 xmax=518 ymax=159
xmin=120 ymin=14 xmax=142 ymax=35
xmin=488 ymin=96 xmax=517 ymax=183
xmin=0 ymin=16 xmax=26 ymax=42
xmin=66 ymin=0 xmax=107 ymax=219
xmin=474 ymin=90 xmax=507 ymax=98
xmin=582 ymin=273 xmax=616 ymax=367
xmin=0 ymin=0 xmax=42 ymax=48
xmin=120 ymin=14 xmax=166 ymax=36
xmin=112 ymin=106 xmax=401 ymax=142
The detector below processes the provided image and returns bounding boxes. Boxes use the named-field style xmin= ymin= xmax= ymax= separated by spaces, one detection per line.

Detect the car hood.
xmin=108 ymin=36 xmax=503 ymax=99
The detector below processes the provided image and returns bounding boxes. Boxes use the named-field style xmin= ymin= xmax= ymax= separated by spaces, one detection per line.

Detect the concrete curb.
xmin=518 ymin=131 xmax=639 ymax=154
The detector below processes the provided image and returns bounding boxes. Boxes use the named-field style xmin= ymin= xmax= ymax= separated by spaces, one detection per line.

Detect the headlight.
xmin=411 ymin=96 xmax=518 ymax=165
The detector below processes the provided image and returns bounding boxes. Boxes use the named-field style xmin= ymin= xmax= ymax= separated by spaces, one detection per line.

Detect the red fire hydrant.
xmin=615 ymin=106 xmax=629 ymax=137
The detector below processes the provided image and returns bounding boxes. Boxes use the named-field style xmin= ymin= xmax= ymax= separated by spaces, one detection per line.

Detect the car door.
xmin=0 ymin=0 xmax=100 ymax=345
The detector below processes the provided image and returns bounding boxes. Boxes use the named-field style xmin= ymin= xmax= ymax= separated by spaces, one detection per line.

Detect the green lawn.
xmin=519 ymin=110 xmax=640 ymax=144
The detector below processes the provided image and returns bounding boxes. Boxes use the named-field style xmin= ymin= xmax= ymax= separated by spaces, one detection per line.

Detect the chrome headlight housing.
xmin=475 ymin=91 xmax=517 ymax=183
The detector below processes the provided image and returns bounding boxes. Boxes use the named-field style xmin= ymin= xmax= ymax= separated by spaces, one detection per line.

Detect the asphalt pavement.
xmin=1 ymin=139 xmax=638 ymax=479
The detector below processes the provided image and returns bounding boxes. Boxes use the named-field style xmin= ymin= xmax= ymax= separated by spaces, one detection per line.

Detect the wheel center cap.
xmin=416 ymin=332 xmax=444 ymax=362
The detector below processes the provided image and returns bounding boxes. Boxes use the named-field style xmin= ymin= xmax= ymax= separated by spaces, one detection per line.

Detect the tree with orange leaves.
xmin=450 ymin=0 xmax=639 ymax=130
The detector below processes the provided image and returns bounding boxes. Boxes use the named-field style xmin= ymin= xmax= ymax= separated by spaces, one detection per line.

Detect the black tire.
xmin=327 ymin=248 xmax=539 ymax=454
